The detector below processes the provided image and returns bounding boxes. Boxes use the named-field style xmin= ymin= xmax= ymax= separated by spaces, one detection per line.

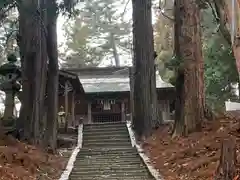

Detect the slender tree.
xmin=44 ymin=0 xmax=59 ymax=151
xmin=132 ymin=0 xmax=161 ymax=138
xmin=172 ymin=0 xmax=204 ymax=136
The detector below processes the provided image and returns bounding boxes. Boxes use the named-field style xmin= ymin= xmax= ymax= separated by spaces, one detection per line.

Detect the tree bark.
xmin=172 ymin=0 xmax=204 ymax=136
xmin=44 ymin=0 xmax=59 ymax=152
xmin=38 ymin=0 xmax=48 ymax=142
xmin=132 ymin=0 xmax=160 ymax=138
xmin=215 ymin=138 xmax=236 ymax=180
xmin=18 ymin=0 xmax=43 ymax=143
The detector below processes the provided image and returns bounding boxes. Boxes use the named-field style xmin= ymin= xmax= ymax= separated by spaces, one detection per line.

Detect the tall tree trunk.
xmin=18 ymin=0 xmax=43 ymax=143
xmin=39 ymin=0 xmax=48 ymax=142
xmin=110 ymin=33 xmax=120 ymax=67
xmin=172 ymin=0 xmax=185 ymax=135
xmin=132 ymin=0 xmax=159 ymax=138
xmin=44 ymin=0 xmax=59 ymax=151
xmin=215 ymin=138 xmax=237 ymax=180
xmin=172 ymin=0 xmax=204 ymax=136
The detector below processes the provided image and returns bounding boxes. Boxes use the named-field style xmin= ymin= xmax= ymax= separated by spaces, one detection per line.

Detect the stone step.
xmin=78 ymin=151 xmax=139 ymax=156
xmin=74 ymin=158 xmax=142 ymax=165
xmin=83 ymin=127 xmax=127 ymax=132
xmin=76 ymin=154 xmax=140 ymax=161
xmin=71 ymin=172 xmax=151 ymax=180
xmin=72 ymin=163 xmax=146 ymax=170
xmin=78 ymin=152 xmax=136 ymax=157
xmin=71 ymin=169 xmax=150 ymax=176
xmin=83 ymin=129 xmax=128 ymax=136
xmin=83 ymin=141 xmax=132 ymax=148
xmin=76 ymin=156 xmax=141 ymax=162
xmin=70 ymin=172 xmax=152 ymax=178
xmin=79 ymin=148 xmax=136 ymax=155
xmin=69 ymin=122 xmax=154 ymax=180
xmin=84 ymin=122 xmax=126 ymax=128
xmin=69 ymin=177 xmax=153 ymax=180
xmin=83 ymin=133 xmax=130 ymax=139
xmin=83 ymin=127 xmax=128 ymax=134
xmin=69 ymin=175 xmax=154 ymax=180
xmin=83 ymin=139 xmax=131 ymax=144
xmin=69 ymin=178 xmax=153 ymax=180
xmin=83 ymin=138 xmax=131 ymax=144
xmin=77 ymin=152 xmax=139 ymax=158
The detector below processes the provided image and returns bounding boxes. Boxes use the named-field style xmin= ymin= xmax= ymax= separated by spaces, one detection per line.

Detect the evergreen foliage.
xmin=154 ymin=5 xmax=239 ymax=110
xmin=62 ymin=0 xmax=132 ymax=67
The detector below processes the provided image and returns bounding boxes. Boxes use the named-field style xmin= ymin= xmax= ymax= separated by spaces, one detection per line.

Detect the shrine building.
xmin=58 ymin=66 xmax=175 ymax=125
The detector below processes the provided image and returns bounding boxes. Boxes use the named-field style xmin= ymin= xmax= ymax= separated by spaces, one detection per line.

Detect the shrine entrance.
xmin=67 ymin=66 xmax=174 ymax=124
xmin=91 ymin=98 xmax=124 ymax=123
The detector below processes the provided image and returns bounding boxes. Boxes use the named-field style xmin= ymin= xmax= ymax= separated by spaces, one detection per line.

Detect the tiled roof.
xmin=79 ymin=72 xmax=174 ymax=93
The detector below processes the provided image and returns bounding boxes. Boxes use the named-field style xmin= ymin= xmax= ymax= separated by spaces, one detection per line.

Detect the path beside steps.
xmin=69 ymin=122 xmax=155 ymax=180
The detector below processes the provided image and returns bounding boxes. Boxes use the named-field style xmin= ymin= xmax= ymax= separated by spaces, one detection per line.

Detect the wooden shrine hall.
xmin=58 ymin=70 xmax=85 ymax=127
xmin=60 ymin=67 xmax=175 ymax=125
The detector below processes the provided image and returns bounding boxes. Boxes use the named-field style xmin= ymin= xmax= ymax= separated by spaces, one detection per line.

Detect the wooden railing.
xmin=92 ymin=112 xmax=122 ymax=123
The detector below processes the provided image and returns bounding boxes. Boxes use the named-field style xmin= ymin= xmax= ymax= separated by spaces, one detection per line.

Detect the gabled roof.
xmin=59 ymin=70 xmax=85 ymax=94
xmin=63 ymin=67 xmax=174 ymax=94
xmin=80 ymin=77 xmax=130 ymax=93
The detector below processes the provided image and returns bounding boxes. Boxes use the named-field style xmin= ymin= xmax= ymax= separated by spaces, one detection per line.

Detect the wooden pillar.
xmin=64 ymin=82 xmax=69 ymax=131
xmin=161 ymin=100 xmax=170 ymax=121
xmin=166 ymin=100 xmax=170 ymax=120
xmin=88 ymin=101 xmax=92 ymax=124
xmin=129 ymin=67 xmax=134 ymax=122
xmin=71 ymin=91 xmax=75 ymax=127
xmin=121 ymin=101 xmax=125 ymax=122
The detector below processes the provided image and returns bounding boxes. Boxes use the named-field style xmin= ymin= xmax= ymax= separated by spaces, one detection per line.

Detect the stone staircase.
xmin=69 ymin=122 xmax=155 ymax=180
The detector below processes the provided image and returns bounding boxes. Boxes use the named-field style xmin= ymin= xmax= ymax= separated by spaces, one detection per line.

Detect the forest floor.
xmin=0 ymin=135 xmax=67 ymax=180
xmin=143 ymin=111 xmax=240 ymax=180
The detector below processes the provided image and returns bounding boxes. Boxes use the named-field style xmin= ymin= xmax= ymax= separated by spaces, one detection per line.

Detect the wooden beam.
xmin=129 ymin=67 xmax=134 ymax=122
xmin=64 ymin=81 xmax=69 ymax=131
xmin=121 ymin=101 xmax=125 ymax=122
xmin=59 ymin=71 xmax=77 ymax=79
xmin=161 ymin=100 xmax=171 ymax=121
xmin=88 ymin=102 xmax=92 ymax=124
xmin=71 ymin=91 xmax=75 ymax=127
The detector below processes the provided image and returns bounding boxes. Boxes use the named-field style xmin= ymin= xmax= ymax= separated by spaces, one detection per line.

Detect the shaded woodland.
xmin=0 ymin=0 xmax=240 ymax=179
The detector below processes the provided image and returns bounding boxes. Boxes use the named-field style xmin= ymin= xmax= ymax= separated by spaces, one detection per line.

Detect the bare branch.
xmin=0 ymin=3 xmax=16 ymax=23
xmin=158 ymin=0 xmax=174 ymax=22
xmin=122 ymin=0 xmax=130 ymax=17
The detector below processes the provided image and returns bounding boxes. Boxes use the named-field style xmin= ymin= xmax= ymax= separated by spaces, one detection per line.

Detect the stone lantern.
xmin=0 ymin=54 xmax=21 ymax=124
